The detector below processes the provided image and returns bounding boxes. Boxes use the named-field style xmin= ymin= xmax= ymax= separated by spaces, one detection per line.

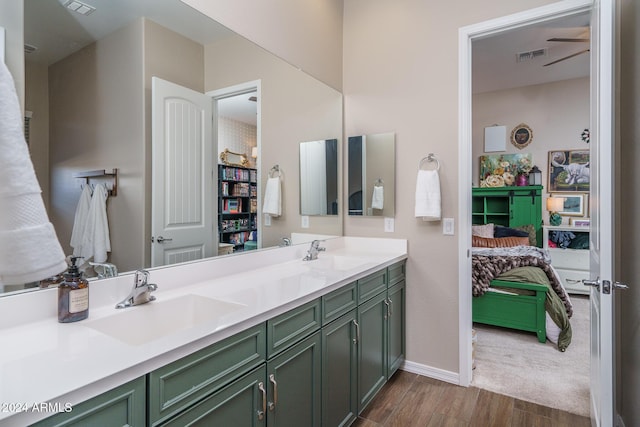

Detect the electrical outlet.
xmin=384 ymin=217 xmax=395 ymax=233
xmin=301 ymin=215 xmax=310 ymax=228
xmin=443 ymin=218 xmax=455 ymax=235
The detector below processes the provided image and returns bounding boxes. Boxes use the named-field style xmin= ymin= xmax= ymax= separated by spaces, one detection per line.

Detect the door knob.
xmin=613 ymin=281 xmax=629 ymax=290
xmin=156 ymin=236 xmax=173 ymax=243
xmin=582 ymin=278 xmax=600 ymax=291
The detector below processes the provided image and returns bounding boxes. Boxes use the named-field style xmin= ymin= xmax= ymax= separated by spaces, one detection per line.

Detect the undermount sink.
xmin=85 ymin=294 xmax=245 ymax=346
xmin=309 ymin=255 xmax=371 ymax=272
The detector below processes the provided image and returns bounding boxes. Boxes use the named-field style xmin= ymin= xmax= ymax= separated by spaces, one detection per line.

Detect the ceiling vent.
xmin=24 ymin=44 xmax=38 ymax=54
xmin=62 ymin=0 xmax=96 ymax=16
xmin=516 ymin=48 xmax=548 ymax=63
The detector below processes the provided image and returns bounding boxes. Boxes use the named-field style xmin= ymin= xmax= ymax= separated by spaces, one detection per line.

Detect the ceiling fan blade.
xmin=543 ymin=48 xmax=590 ymax=67
xmin=547 ymin=37 xmax=590 ymax=42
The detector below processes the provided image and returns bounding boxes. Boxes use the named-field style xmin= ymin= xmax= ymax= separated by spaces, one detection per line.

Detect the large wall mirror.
xmin=348 ymin=133 xmax=395 ymax=216
xmin=1 ymin=0 xmax=342 ymax=296
xmin=299 ymin=139 xmax=338 ymax=216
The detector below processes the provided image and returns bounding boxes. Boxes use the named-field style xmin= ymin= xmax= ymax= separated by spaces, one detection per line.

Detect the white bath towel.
xmin=0 ymin=61 xmax=67 ymax=284
xmin=70 ymin=184 xmax=92 ymax=256
xmin=80 ymin=184 xmax=111 ymax=263
xmin=263 ymin=176 xmax=282 ymax=217
xmin=371 ymin=185 xmax=384 ymax=210
xmin=414 ymin=169 xmax=441 ymax=221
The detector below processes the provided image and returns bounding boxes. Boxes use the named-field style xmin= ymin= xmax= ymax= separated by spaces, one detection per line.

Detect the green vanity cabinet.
xmin=387 ymin=280 xmax=406 ymax=378
xmin=472 ymin=186 xmax=543 ymax=246
xmin=321 ymin=309 xmax=358 ymax=427
xmin=32 ymin=376 xmax=146 ymax=427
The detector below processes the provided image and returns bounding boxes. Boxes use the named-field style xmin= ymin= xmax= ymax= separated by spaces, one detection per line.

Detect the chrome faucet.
xmin=303 ymin=240 xmax=326 ymax=261
xmin=280 ymin=237 xmax=292 ymax=247
xmin=115 ymin=269 xmax=157 ymax=309
xmin=89 ymin=262 xmax=118 ymax=279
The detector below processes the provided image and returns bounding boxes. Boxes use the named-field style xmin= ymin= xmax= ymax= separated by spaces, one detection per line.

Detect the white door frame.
xmin=457 ymin=0 xmax=593 ymax=387
xmin=207 ymin=80 xmax=262 ymax=249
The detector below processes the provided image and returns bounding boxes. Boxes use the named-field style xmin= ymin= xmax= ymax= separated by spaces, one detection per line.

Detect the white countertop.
xmin=0 ymin=237 xmax=407 ymax=426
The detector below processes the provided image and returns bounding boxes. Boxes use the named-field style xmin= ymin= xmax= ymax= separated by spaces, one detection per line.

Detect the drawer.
xmin=358 ymin=269 xmax=387 ymax=303
xmin=556 ymin=268 xmax=590 ymax=295
xmin=549 ymin=248 xmax=589 ymax=270
xmin=388 ymin=261 xmax=406 ymax=287
xmin=148 ymin=323 xmax=266 ymax=425
xmin=322 ymin=281 xmax=357 ymax=325
xmin=267 ymin=298 xmax=322 ymax=357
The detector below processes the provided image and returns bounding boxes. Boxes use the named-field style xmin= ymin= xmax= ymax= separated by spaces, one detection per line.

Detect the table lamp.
xmin=546 ymin=196 xmax=564 ymax=226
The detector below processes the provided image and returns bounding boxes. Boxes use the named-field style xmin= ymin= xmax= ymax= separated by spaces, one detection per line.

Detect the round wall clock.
xmin=510 ymin=123 xmax=533 ymax=149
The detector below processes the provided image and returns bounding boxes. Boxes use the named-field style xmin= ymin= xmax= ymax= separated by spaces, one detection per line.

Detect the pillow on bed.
xmin=472 ymin=235 xmax=530 ymax=248
xmin=494 ymin=224 xmax=537 ymax=246
xmin=472 ymin=223 xmax=494 ymax=238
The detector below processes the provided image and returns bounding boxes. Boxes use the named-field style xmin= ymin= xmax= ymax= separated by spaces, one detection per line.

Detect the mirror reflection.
xmin=1 ymin=0 xmax=342 ymax=296
xmin=348 ymin=133 xmax=395 ymax=216
xmin=299 ymin=139 xmax=338 ymax=216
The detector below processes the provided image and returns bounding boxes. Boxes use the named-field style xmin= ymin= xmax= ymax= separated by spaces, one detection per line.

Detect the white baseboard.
xmin=401 ymin=359 xmax=460 ymax=385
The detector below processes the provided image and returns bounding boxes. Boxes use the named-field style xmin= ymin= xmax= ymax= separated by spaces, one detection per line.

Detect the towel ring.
xmin=418 ymin=153 xmax=440 ymax=171
xmin=269 ymin=164 xmax=282 ymax=178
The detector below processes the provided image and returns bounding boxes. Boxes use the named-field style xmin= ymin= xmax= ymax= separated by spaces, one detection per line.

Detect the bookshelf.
xmin=218 ymin=165 xmax=258 ymax=252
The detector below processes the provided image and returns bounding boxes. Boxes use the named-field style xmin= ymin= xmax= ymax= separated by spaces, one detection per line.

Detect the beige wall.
xmin=343 ymin=0 xmax=558 ymax=374
xmin=182 ymin=0 xmax=344 ymax=91
xmin=49 ymin=20 xmax=145 ymax=273
xmin=473 ymin=77 xmax=590 ymax=224
xmin=618 ymin=0 xmax=639 ymax=424
xmin=203 ymin=35 xmax=343 ymax=248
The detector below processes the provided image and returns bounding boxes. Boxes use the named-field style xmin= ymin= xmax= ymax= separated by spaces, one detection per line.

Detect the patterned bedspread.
xmin=471 ymin=248 xmax=573 ymax=317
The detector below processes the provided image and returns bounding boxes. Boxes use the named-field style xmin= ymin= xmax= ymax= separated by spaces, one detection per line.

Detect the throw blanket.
xmin=472 ymin=251 xmax=573 ymax=318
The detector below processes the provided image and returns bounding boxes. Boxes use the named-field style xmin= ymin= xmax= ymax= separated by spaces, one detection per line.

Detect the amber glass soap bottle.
xmin=58 ymin=257 xmax=89 ymax=323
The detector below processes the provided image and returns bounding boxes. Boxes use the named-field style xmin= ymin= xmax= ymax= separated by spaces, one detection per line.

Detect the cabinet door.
xmin=387 ymin=281 xmax=406 ymax=377
xmin=160 ymin=365 xmax=267 ymax=427
xmin=509 ymin=192 xmax=542 ymax=245
xmin=357 ymin=291 xmax=388 ymax=413
xmin=33 ymin=376 xmax=146 ymax=427
xmin=322 ymin=309 xmax=358 ymax=427
xmin=267 ymin=332 xmax=322 ymax=427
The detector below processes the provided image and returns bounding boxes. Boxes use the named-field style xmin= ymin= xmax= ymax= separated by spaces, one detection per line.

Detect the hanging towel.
xmin=371 ymin=185 xmax=384 ymax=210
xmin=263 ymin=176 xmax=282 ymax=216
xmin=81 ymin=184 xmax=111 ymax=263
xmin=70 ymin=184 xmax=92 ymax=256
xmin=414 ymin=169 xmax=441 ymax=221
xmin=0 ymin=61 xmax=67 ymax=285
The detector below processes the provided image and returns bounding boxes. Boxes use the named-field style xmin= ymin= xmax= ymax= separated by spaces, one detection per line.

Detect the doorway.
xmin=457 ymin=0 xmax=594 ymax=412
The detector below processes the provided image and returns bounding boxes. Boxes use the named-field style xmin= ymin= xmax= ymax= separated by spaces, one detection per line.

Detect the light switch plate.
xmin=301 ymin=215 xmax=309 ymax=228
xmin=443 ymin=218 xmax=454 ymax=235
xmin=384 ymin=217 xmax=394 ymax=233
xmin=264 ymin=214 xmax=271 ymax=226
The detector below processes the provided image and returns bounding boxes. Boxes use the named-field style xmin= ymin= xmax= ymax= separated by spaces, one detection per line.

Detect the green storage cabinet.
xmin=266 ymin=331 xmax=322 ymax=427
xmin=471 ymin=186 xmax=543 ymax=246
xmin=357 ymin=269 xmax=387 ymax=304
xmin=357 ymin=290 xmax=388 ymax=412
xmin=148 ymin=323 xmax=266 ymax=425
xmin=32 ymin=376 xmax=145 ymax=427
xmin=387 ymin=280 xmax=406 ymax=378
xmin=321 ymin=309 xmax=358 ymax=427
xmin=322 ymin=281 xmax=357 ymax=325
xmin=267 ymin=298 xmax=322 ymax=357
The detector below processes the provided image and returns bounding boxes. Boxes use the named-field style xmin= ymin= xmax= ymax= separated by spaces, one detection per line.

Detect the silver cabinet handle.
xmin=156 ymin=236 xmax=173 ymax=243
xmin=257 ymin=381 xmax=266 ymax=420
xmin=387 ymin=297 xmax=393 ymax=317
xmin=383 ymin=299 xmax=390 ymax=319
xmin=353 ymin=319 xmax=360 ymax=345
xmin=268 ymin=373 xmax=277 ymax=411
xmin=565 ymin=278 xmax=582 ymax=284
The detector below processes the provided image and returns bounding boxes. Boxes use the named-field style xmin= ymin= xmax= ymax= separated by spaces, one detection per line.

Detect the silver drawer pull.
xmin=268 ymin=374 xmax=277 ymax=411
xmin=257 ymin=381 xmax=266 ymax=420
xmin=353 ymin=319 xmax=360 ymax=345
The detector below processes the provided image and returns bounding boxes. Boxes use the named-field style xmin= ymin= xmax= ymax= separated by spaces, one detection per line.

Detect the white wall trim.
xmin=457 ymin=0 xmax=592 ymax=388
xmin=402 ymin=360 xmax=459 ymax=386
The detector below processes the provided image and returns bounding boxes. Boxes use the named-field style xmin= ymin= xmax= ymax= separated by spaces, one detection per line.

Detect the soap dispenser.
xmin=58 ymin=256 xmax=89 ymax=323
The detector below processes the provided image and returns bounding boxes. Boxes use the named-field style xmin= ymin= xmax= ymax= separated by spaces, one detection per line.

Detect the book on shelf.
xmin=223 ymin=198 xmax=241 ymax=213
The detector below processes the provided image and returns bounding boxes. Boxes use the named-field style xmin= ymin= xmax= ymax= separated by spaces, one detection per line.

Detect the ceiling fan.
xmin=543 ymin=35 xmax=590 ymax=67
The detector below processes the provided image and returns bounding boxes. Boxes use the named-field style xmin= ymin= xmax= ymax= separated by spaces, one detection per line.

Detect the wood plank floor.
xmin=354 ymin=370 xmax=591 ymax=427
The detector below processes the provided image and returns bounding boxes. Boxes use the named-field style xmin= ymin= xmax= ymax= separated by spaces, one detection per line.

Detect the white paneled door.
xmin=151 ymin=77 xmax=214 ymax=267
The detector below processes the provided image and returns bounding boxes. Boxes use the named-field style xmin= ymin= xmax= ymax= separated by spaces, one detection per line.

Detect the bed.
xmin=471 ymin=234 xmax=573 ymax=351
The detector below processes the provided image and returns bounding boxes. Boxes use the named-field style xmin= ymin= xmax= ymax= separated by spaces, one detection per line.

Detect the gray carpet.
xmin=471 ymin=295 xmax=590 ymax=416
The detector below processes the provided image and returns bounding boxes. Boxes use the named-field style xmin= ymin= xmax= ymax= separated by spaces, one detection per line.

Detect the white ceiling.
xmin=472 ymin=12 xmax=591 ymax=93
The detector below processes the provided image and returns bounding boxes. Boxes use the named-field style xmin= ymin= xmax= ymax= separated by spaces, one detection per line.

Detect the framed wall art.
xmin=547 ymin=149 xmax=590 ymax=193
xmin=555 ymin=193 xmax=585 ymax=216
xmin=510 ymin=123 xmax=533 ymax=149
